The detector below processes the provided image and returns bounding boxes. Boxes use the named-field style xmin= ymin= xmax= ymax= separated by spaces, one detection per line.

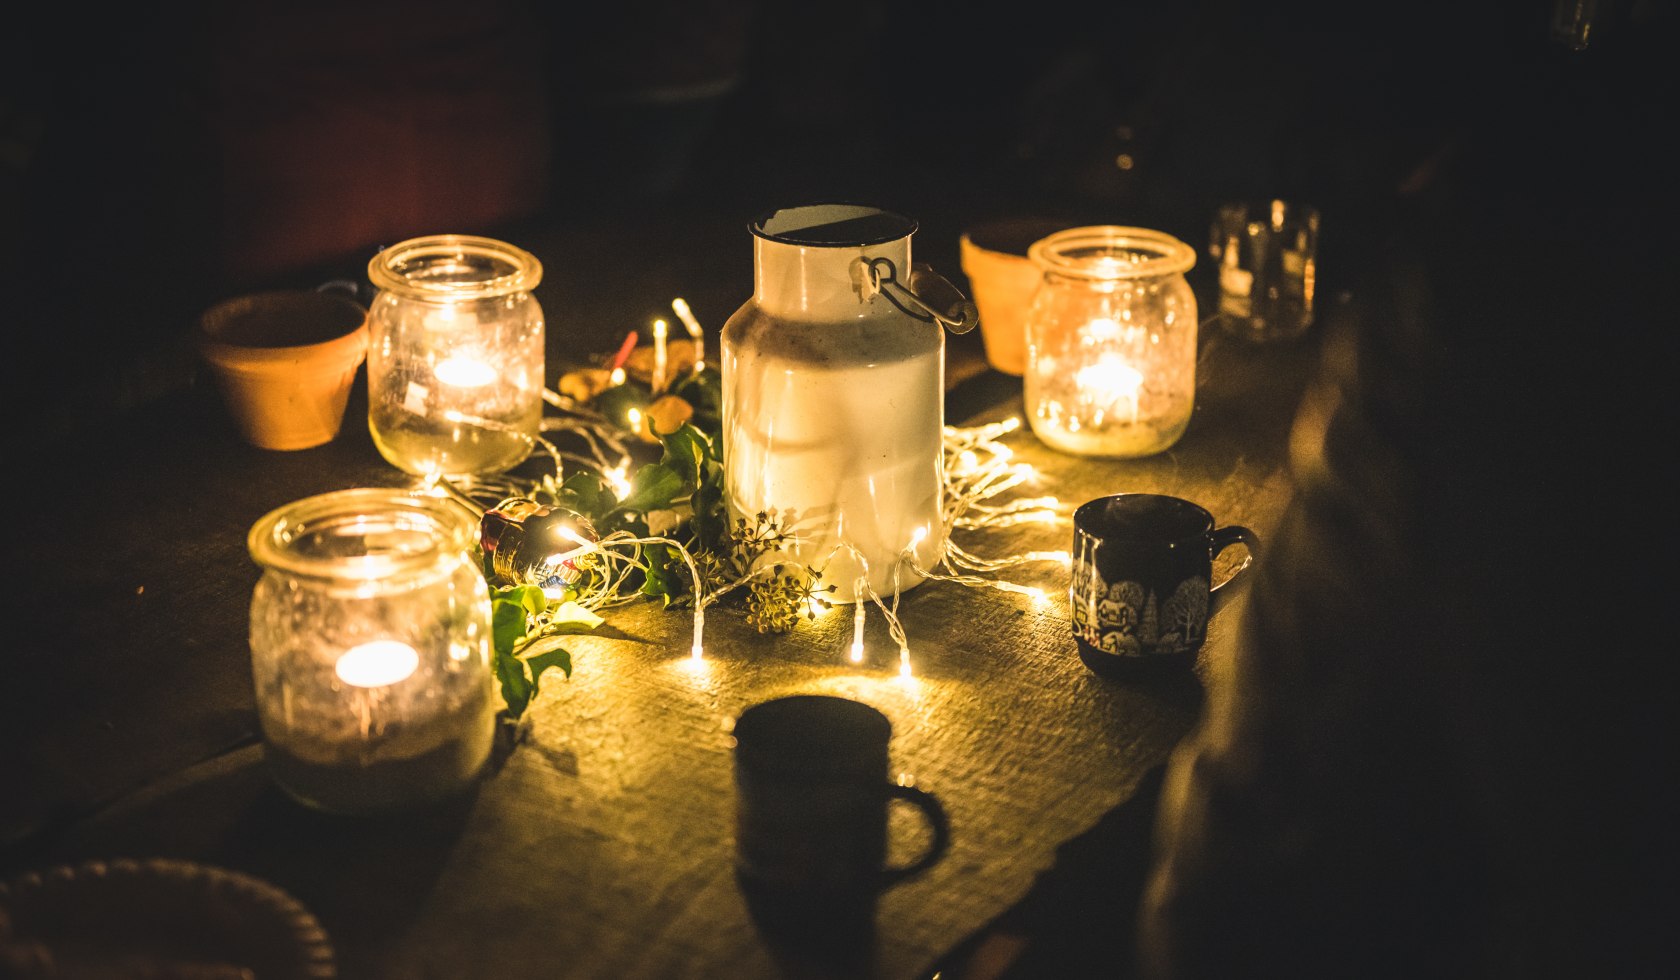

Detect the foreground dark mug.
xmin=1071 ymin=493 xmax=1259 ymax=678
xmin=732 ymin=695 xmax=949 ymax=925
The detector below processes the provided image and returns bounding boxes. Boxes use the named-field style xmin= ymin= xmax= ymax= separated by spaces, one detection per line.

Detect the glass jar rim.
xmin=248 ymin=488 xmax=477 ymax=582
xmin=1027 ymin=226 xmax=1196 ymax=280
xmin=368 ymin=234 xmax=542 ymax=300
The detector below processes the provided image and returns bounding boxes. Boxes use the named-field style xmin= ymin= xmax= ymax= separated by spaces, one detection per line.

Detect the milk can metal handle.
xmin=859 ymin=257 xmax=979 ymax=334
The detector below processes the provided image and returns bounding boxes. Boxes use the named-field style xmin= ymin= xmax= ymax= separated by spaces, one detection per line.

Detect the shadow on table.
xmin=224 ymin=784 xmax=482 ymax=973
xmin=945 ymin=367 xmax=1025 ymax=427
xmin=738 ymin=874 xmax=882 ymax=980
xmin=920 ymin=763 xmax=1168 ymax=980
xmin=5 ymin=743 xmax=482 ymax=978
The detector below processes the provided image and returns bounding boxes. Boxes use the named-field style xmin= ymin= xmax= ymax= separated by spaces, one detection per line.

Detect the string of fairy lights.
xmin=422 ymin=298 xmax=1071 ymax=679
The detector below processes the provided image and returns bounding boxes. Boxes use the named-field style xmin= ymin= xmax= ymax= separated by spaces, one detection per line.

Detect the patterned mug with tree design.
xmin=1071 ymin=494 xmax=1258 ymax=679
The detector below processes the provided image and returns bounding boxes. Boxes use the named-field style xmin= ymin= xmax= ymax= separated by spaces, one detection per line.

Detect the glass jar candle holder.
xmin=1023 ymin=227 xmax=1198 ymax=458
xmin=247 ymin=488 xmax=496 ymax=815
xmin=367 ymin=235 xmax=544 ymax=479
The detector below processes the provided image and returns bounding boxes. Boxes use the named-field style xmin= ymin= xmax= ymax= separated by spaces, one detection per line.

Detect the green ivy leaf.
xmin=521 ymin=639 xmax=573 ymax=686
xmin=612 ymin=462 xmax=684 ymax=516
xmin=493 ymin=592 xmax=535 ymax=652
xmin=647 ymin=423 xmax=728 ymax=551
xmin=556 ymin=470 xmax=617 ymax=523
xmin=593 ymin=382 xmax=651 ymax=433
xmin=497 ymin=584 xmax=548 ymax=616
xmin=692 ymin=457 xmax=728 ymax=552
xmin=494 ymin=657 xmax=534 ymax=719
xmin=491 ymin=586 xmax=551 ymax=720
xmin=670 ymin=370 xmax=722 ymax=435
xmin=639 ymin=542 xmax=682 ymax=606
xmin=659 ymin=423 xmax=710 ymax=487
xmin=546 ymin=600 xmax=604 ymax=632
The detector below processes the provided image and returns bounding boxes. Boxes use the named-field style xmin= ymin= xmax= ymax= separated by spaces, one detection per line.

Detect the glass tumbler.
xmin=1209 ymin=199 xmax=1319 ymax=344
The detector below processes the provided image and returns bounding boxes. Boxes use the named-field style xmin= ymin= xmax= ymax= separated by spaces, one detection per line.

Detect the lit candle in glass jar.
xmin=426 ymin=304 xmax=497 ymax=389
xmin=1074 ymin=354 xmax=1143 ymax=428
xmin=433 ymin=358 xmax=497 ymax=388
xmin=1023 ymin=227 xmax=1198 ymax=458
xmin=334 ymin=639 xmax=423 ymax=743
xmin=366 ymin=235 xmax=544 ymax=479
xmin=335 ymin=640 xmax=421 ymax=688
xmin=247 ymin=489 xmax=497 ymax=816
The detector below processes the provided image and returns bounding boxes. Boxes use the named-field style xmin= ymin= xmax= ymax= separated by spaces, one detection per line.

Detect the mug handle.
xmin=1209 ymin=524 xmax=1260 ymax=616
xmin=878 ymin=783 xmax=951 ymax=891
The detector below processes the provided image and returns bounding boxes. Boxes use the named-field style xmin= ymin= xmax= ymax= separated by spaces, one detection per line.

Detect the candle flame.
xmin=1075 ymin=355 xmax=1144 ymax=425
xmin=435 ymin=356 xmax=497 ymax=389
xmin=1085 ymin=316 xmax=1124 ymax=341
xmin=336 ymin=640 xmax=419 ymax=688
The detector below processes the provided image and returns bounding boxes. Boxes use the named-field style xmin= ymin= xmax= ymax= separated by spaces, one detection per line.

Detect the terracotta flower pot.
xmin=197 ymin=290 xmax=369 ymax=451
xmin=959 ymin=217 xmax=1073 ymax=376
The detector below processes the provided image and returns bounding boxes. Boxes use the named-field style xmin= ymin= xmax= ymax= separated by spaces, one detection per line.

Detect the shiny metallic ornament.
xmin=480 ymin=498 xmax=599 ymax=593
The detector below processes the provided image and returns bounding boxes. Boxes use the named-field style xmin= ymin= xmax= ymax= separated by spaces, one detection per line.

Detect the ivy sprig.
xmin=482 ymin=369 xmax=824 ymax=719
xmin=484 ymin=422 xmax=722 ymax=720
xmin=489 ymin=584 xmax=603 ymax=720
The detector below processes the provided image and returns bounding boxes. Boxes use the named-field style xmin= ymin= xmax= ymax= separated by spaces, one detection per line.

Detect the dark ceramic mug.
xmin=1070 ymin=493 xmax=1259 ymax=678
xmin=732 ymin=695 xmax=949 ymax=921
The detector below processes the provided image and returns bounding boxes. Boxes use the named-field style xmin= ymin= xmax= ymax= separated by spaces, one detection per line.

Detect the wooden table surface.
xmin=0 ymin=204 xmax=1320 ymax=979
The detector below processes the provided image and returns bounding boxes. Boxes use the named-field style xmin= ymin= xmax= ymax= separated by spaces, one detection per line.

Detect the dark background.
xmin=3 ymin=0 xmax=1668 ymax=452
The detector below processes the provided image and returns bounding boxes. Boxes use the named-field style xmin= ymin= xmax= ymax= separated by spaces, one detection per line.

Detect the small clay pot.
xmin=959 ymin=217 xmax=1072 ymax=376
xmin=197 ymin=290 xmax=369 ymax=451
